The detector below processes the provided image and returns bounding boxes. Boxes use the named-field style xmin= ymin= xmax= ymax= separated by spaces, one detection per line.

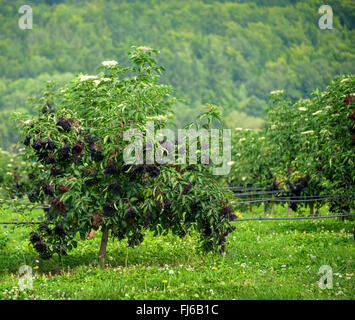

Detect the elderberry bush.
xmin=16 ymin=47 xmax=235 ymax=266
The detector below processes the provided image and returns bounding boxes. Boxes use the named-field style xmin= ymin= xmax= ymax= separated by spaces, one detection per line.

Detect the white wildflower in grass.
xmin=242 ymin=176 xmax=247 ymax=181
xmin=312 ymin=110 xmax=323 ymax=115
xmin=101 ymin=60 xmax=118 ymax=67
xmin=227 ymin=161 xmax=235 ymax=166
xmin=169 ymin=270 xmax=174 ymax=275
xmin=79 ymin=75 xmax=97 ymax=81
xmin=270 ymin=89 xmax=284 ymax=95
xmin=301 ymin=130 xmax=314 ymax=135
xmin=298 ymin=107 xmax=307 ymax=111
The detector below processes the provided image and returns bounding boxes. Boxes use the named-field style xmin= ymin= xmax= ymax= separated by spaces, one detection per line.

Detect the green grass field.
xmin=0 ymin=205 xmax=354 ymax=300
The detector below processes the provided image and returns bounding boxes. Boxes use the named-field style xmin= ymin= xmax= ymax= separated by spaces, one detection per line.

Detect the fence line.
xmin=232 ymin=213 xmax=355 ymax=221
xmin=232 ymin=195 xmax=355 ymax=204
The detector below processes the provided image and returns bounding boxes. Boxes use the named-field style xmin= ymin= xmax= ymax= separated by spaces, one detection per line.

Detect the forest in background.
xmin=0 ymin=0 xmax=354 ymax=150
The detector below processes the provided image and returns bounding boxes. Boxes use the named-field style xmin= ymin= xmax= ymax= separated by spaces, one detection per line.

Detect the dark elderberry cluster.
xmin=84 ymin=133 xmax=104 ymax=161
xmin=91 ymin=211 xmax=105 ymax=230
xmin=41 ymin=183 xmax=53 ymax=196
xmin=85 ymin=173 xmax=99 ymax=186
xmin=127 ymin=231 xmax=144 ymax=248
xmin=108 ymin=182 xmax=120 ymax=194
xmin=42 ymin=102 xmax=56 ymax=115
xmin=163 ymin=199 xmax=171 ymax=211
xmin=59 ymin=144 xmax=71 ymax=158
xmin=30 ymin=232 xmax=41 ymax=244
xmin=42 ymin=139 xmax=57 ymax=150
xmin=52 ymin=198 xmax=66 ymax=214
xmin=72 ymin=140 xmax=84 ymax=155
xmin=288 ymin=176 xmax=310 ymax=212
xmin=344 ymin=94 xmax=355 ymax=105
xmin=219 ymin=226 xmax=236 ymax=253
xmin=30 ymin=232 xmax=51 ymax=260
xmin=144 ymin=210 xmax=151 ymax=226
xmin=182 ymin=182 xmax=192 ymax=195
xmin=220 ymin=205 xmax=233 ymax=216
xmin=45 ymin=155 xmax=56 ymax=165
xmin=289 ymin=176 xmax=310 ymax=196
xmin=58 ymin=184 xmax=69 ymax=193
xmin=125 ymin=206 xmax=137 ymax=220
xmin=104 ymin=163 xmax=118 ymax=175
xmin=50 ymin=167 xmax=64 ymax=177
xmin=267 ymin=179 xmax=280 ymax=191
xmin=23 ymin=135 xmax=31 ymax=146
xmin=54 ymin=224 xmax=66 ymax=237
xmin=38 ymin=223 xmax=51 ymax=234
xmin=84 ymin=133 xmax=95 ymax=146
xmin=103 ymin=202 xmax=116 ymax=217
xmin=56 ymin=116 xmax=73 ymax=132
xmin=91 ymin=149 xmax=104 ymax=162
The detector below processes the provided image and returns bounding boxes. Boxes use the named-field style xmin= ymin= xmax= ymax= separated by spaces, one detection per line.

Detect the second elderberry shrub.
xmin=23 ymin=135 xmax=31 ymax=146
xmin=108 ymin=182 xmax=120 ymax=194
xmin=72 ymin=141 xmax=84 ymax=155
xmin=182 ymin=182 xmax=192 ymax=195
xmin=125 ymin=206 xmax=137 ymax=220
xmin=30 ymin=232 xmax=41 ymax=244
xmin=104 ymin=163 xmax=118 ymax=175
xmin=54 ymin=224 xmax=66 ymax=237
xmin=91 ymin=149 xmax=104 ymax=162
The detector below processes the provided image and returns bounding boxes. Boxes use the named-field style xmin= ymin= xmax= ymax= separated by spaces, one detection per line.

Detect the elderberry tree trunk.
xmin=98 ymin=227 xmax=109 ymax=269
xmin=309 ymin=202 xmax=314 ymax=216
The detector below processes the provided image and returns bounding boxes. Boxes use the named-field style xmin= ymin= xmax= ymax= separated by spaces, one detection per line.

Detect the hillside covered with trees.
xmin=0 ymin=0 xmax=354 ymax=150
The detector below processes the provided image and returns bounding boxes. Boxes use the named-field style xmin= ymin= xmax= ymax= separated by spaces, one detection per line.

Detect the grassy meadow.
xmin=0 ymin=205 xmax=354 ymax=300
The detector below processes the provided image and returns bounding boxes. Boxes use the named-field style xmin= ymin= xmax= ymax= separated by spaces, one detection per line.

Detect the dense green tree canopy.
xmin=0 ymin=0 xmax=354 ymax=149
